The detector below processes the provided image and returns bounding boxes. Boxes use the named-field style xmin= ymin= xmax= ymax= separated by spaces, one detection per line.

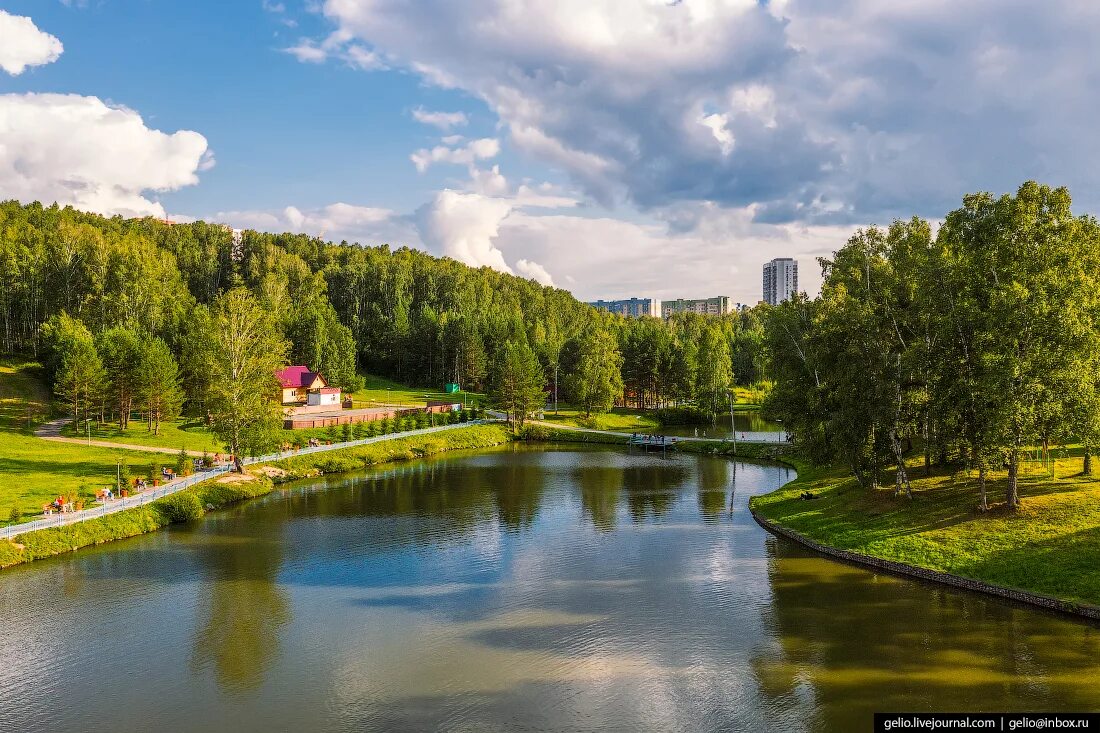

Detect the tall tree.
xmin=489 ymin=339 xmax=546 ymax=432
xmin=198 ymin=289 xmax=289 ymax=470
xmin=41 ymin=313 xmax=106 ymax=427
xmin=98 ymin=326 xmax=143 ymax=429
xmin=695 ymin=323 xmax=733 ymax=419
xmin=136 ymin=337 xmax=185 ymax=435
xmin=565 ymin=325 xmax=624 ymax=417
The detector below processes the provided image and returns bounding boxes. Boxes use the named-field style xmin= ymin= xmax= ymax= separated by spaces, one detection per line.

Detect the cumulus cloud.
xmin=515 ymin=258 xmax=554 ymax=286
xmin=303 ymin=0 xmax=1100 ymax=226
xmin=0 ymin=93 xmax=211 ymax=218
xmin=284 ymin=29 xmax=382 ymax=69
xmin=410 ymin=138 xmax=500 ymax=173
xmin=211 ymin=202 xmax=411 ymax=243
xmin=415 ymin=190 xmax=514 ymax=272
xmin=412 ymin=107 xmax=468 ymax=130
xmin=0 ymin=11 xmax=64 ymax=76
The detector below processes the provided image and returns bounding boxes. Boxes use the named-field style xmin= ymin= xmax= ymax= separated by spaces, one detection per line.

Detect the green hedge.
xmin=269 ymin=424 xmax=513 ymax=481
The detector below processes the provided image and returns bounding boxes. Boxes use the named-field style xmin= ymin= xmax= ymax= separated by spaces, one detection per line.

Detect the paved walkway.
xmin=2 ymin=420 xmax=492 ymax=540
xmin=34 ymin=419 xmax=204 ymax=456
xmin=527 ymin=419 xmax=788 ymax=444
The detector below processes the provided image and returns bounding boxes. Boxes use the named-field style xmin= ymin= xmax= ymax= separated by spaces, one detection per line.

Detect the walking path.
xmin=34 ymin=419 xmax=204 ymax=457
xmin=2 ymin=420 xmax=492 ymax=540
xmin=528 ymin=419 xmax=788 ymax=444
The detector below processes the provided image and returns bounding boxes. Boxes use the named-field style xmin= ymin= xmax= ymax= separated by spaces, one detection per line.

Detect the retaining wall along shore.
xmin=750 ymin=507 xmax=1100 ymax=622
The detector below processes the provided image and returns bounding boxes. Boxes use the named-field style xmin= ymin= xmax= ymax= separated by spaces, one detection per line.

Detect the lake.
xmin=1 ymin=445 xmax=1098 ymax=732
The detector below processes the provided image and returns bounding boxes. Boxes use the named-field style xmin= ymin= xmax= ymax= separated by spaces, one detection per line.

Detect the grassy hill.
xmin=751 ymin=450 xmax=1100 ymax=607
xmin=0 ymin=359 xmax=161 ymax=526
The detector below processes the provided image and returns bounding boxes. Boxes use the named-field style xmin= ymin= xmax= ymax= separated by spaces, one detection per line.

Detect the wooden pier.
xmin=627 ymin=435 xmax=678 ymax=454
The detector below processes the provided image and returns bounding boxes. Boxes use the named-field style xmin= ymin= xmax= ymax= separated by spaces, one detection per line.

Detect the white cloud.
xmin=468 ymin=165 xmax=510 ymax=196
xmin=211 ymin=202 xmax=408 ymax=243
xmin=415 ymin=190 xmax=514 ymax=272
xmin=308 ymin=0 xmax=1100 ymax=225
xmin=0 ymin=11 xmax=63 ymax=76
xmin=284 ymin=30 xmax=383 ymax=69
xmin=412 ymin=107 xmax=468 ymax=130
xmin=699 ymin=113 xmax=735 ymax=156
xmin=410 ymin=138 xmax=500 ymax=173
xmin=515 ymin=258 xmax=554 ymax=286
xmin=0 ymin=93 xmax=210 ymax=218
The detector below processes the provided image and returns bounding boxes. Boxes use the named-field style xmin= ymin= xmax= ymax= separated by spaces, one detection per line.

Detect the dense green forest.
xmin=765 ymin=181 xmax=1100 ymax=509
xmin=0 ymin=200 xmax=769 ymax=450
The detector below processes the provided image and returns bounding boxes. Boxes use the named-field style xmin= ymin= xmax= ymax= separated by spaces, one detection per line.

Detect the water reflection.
xmin=1 ymin=447 xmax=1098 ymax=733
xmin=575 ymin=463 xmax=623 ymax=532
xmin=190 ymin=524 xmax=291 ymax=694
xmin=754 ymin=538 xmax=1100 ymax=729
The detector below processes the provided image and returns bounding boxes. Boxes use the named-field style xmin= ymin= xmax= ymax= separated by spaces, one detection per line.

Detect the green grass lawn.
xmin=750 ymin=449 xmax=1100 ymax=607
xmin=539 ymin=406 xmax=661 ymax=431
xmin=345 ymin=373 xmax=484 ymax=408
xmin=60 ymin=418 xmax=220 ymax=452
xmin=0 ymin=358 xmax=165 ymax=527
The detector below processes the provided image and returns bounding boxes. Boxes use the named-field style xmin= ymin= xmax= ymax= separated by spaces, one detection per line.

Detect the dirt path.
xmin=34 ymin=419 xmax=205 ymax=456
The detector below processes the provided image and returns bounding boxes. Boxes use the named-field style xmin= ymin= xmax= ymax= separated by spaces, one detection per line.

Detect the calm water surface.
xmin=1 ymin=445 xmax=1098 ymax=732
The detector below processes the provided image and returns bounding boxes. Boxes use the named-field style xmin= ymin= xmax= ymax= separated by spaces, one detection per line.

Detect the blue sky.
xmin=2 ymin=1 xmax=1099 ymax=302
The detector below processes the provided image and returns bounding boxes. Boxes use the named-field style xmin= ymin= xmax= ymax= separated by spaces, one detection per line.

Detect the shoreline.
xmin=0 ymin=423 xmax=513 ymax=570
xmin=17 ymin=418 xmax=1087 ymax=627
xmin=750 ymin=507 xmax=1100 ymax=622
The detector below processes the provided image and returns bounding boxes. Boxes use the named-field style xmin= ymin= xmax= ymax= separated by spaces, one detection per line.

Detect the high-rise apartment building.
xmin=762 ymin=258 xmax=798 ymax=305
xmin=661 ymin=296 xmax=731 ymax=318
xmin=587 ymin=297 xmax=662 ymax=318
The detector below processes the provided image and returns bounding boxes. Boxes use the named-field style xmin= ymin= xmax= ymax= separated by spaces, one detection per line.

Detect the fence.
xmin=0 ymin=419 xmax=491 ymax=541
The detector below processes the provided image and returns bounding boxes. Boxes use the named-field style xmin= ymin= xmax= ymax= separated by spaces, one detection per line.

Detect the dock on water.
xmin=627 ymin=434 xmax=678 ymax=454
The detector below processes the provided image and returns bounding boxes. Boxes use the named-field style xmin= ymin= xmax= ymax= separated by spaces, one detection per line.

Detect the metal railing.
xmin=0 ymin=419 xmax=491 ymax=540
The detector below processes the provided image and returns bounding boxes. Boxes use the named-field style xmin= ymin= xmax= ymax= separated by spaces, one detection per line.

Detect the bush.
xmin=153 ymin=492 xmax=204 ymax=523
xmin=342 ymin=423 xmax=353 ymax=443
xmin=655 ymin=406 xmax=711 ymax=426
xmin=176 ymin=447 xmax=193 ymax=477
xmin=8 ymin=506 xmax=19 ymax=524
xmin=352 ymin=421 xmax=367 ymax=440
xmin=520 ymin=424 xmax=552 ymax=441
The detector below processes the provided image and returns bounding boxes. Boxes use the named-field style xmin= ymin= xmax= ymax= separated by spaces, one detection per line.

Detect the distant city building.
xmin=588 ymin=297 xmax=662 ymax=318
xmin=762 ymin=258 xmax=799 ymax=305
xmin=661 ymin=296 xmax=731 ymax=318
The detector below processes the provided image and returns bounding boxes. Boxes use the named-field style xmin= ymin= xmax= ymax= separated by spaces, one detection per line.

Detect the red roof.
xmin=276 ymin=366 xmax=325 ymax=389
xmin=318 ymin=387 xmax=341 ymax=394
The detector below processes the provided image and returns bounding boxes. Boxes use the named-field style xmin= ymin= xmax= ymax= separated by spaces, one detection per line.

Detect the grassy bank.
xmin=538 ymin=407 xmax=661 ymax=432
xmin=750 ymin=453 xmax=1100 ymax=607
xmin=0 ymin=424 xmax=514 ymax=569
xmin=0 ymin=358 xmax=175 ymax=526
xmin=59 ymin=418 xmax=218 ymax=452
xmin=0 ymin=473 xmax=274 ymax=569
xmin=345 ymin=373 xmax=484 ymax=408
xmin=266 ymin=423 xmax=513 ymax=481
xmin=518 ymin=424 xmax=796 ymax=464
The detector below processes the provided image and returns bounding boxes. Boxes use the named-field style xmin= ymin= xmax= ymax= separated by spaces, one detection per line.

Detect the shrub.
xmin=153 ymin=492 xmax=204 ymax=523
xmin=176 ymin=447 xmax=193 ymax=477
xmin=8 ymin=506 xmax=19 ymax=524
xmin=326 ymin=424 xmax=340 ymax=442
xmin=655 ymin=406 xmax=711 ymax=426
xmin=352 ymin=421 xmax=367 ymax=440
xmin=521 ymin=424 xmax=552 ymax=442
xmin=342 ymin=423 xmax=353 ymax=443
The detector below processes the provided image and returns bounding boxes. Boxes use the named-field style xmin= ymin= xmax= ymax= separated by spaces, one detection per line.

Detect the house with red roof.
xmin=276 ymin=366 xmax=340 ymax=406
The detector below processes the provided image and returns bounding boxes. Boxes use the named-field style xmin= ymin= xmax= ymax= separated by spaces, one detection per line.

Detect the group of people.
xmin=631 ymin=433 xmax=676 ymax=444
xmin=42 ymin=495 xmax=72 ymax=515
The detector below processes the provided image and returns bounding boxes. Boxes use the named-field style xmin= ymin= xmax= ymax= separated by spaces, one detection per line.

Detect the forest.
xmin=0 ymin=200 xmax=768 ymax=452
xmin=765 ymin=181 xmax=1100 ymax=509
